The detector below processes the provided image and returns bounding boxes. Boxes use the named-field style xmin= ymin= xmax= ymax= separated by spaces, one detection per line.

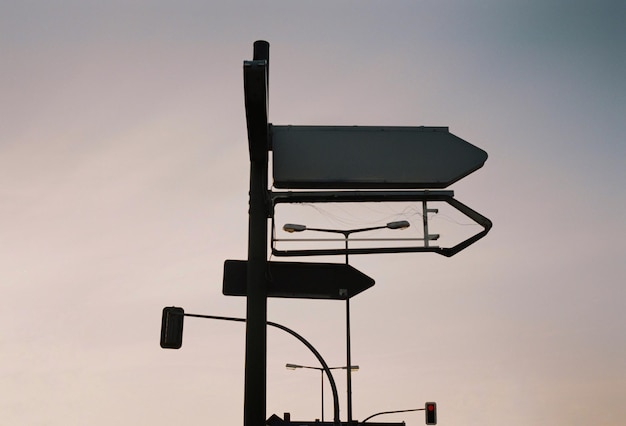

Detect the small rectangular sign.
xmin=223 ymin=260 xmax=374 ymax=300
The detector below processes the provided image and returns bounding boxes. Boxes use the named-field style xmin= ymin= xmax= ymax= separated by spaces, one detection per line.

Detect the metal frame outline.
xmin=270 ymin=190 xmax=492 ymax=258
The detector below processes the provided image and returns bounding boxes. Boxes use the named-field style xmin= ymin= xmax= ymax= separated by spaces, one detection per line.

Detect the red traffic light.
xmin=425 ymin=402 xmax=437 ymax=425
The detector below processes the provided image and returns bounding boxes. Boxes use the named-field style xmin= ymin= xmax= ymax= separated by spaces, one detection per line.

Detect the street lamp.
xmin=283 ymin=220 xmax=410 ymax=262
xmin=284 ymin=221 xmax=409 ymax=232
xmin=281 ymin=220 xmax=409 ymax=425
xmin=286 ymin=363 xmax=359 ymax=422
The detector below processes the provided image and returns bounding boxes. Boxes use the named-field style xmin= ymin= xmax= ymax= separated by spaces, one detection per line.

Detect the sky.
xmin=1 ymin=1 xmax=625 ymax=425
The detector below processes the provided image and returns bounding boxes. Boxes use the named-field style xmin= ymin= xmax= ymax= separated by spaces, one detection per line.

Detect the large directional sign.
xmin=272 ymin=125 xmax=487 ymax=189
xmin=223 ymin=260 xmax=374 ymax=300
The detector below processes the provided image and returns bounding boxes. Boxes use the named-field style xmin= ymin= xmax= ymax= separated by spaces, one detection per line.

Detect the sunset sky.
xmin=1 ymin=1 xmax=624 ymax=425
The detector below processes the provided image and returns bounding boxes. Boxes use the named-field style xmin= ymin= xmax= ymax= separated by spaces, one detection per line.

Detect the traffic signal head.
xmin=160 ymin=306 xmax=184 ymax=349
xmin=425 ymin=402 xmax=437 ymax=425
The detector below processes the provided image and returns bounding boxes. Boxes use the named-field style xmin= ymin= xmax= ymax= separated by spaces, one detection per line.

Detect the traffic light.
xmin=160 ymin=306 xmax=184 ymax=349
xmin=425 ymin=402 xmax=437 ymax=425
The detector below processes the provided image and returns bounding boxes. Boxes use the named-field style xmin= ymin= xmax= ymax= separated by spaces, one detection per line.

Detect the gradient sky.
xmin=2 ymin=1 xmax=624 ymax=425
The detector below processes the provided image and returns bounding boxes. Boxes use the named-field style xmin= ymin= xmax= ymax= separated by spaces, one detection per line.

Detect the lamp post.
xmin=286 ymin=363 xmax=359 ymax=422
xmin=283 ymin=220 xmax=409 ymax=425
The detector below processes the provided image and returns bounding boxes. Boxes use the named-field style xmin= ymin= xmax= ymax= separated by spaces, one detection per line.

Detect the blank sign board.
xmin=271 ymin=125 xmax=487 ymax=189
xmin=223 ymin=260 xmax=375 ymax=300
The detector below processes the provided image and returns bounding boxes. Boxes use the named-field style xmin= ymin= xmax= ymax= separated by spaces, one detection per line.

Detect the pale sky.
xmin=1 ymin=1 xmax=625 ymax=425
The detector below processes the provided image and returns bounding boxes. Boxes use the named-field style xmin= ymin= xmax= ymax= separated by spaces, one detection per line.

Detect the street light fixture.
xmin=283 ymin=220 xmax=410 ymax=234
xmin=280 ymin=221 xmax=409 ymax=425
xmin=286 ymin=363 xmax=359 ymax=422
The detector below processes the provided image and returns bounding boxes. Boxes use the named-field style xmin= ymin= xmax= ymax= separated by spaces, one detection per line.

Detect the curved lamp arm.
xmin=182 ymin=312 xmax=341 ymax=426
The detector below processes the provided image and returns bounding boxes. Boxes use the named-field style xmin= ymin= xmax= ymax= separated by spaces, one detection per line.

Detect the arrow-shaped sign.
xmin=270 ymin=190 xmax=492 ymax=258
xmin=272 ymin=125 xmax=487 ymax=189
xmin=223 ymin=260 xmax=374 ymax=300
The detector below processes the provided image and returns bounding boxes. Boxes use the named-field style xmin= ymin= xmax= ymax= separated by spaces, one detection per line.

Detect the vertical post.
xmin=244 ymin=40 xmax=270 ymax=426
xmin=346 ymin=297 xmax=353 ymax=424
xmin=245 ymin=157 xmax=267 ymax=426
xmin=320 ymin=369 xmax=325 ymax=422
xmin=422 ymin=200 xmax=429 ymax=248
xmin=422 ymin=201 xmax=439 ymax=248
xmin=344 ymin=234 xmax=354 ymax=425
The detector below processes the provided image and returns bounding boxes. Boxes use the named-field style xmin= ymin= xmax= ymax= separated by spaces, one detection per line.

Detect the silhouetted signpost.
xmin=239 ymin=40 xmax=490 ymax=426
xmin=243 ymin=41 xmax=270 ymax=426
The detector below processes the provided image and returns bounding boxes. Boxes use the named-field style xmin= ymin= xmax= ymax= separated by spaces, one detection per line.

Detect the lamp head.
xmin=285 ymin=363 xmax=301 ymax=370
xmin=283 ymin=223 xmax=307 ymax=233
xmin=386 ymin=220 xmax=410 ymax=230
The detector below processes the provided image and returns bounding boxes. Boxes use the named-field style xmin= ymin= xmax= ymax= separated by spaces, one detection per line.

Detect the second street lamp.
xmin=283 ymin=220 xmax=410 ymax=263
xmin=286 ymin=363 xmax=359 ymax=422
xmin=282 ymin=220 xmax=409 ymax=425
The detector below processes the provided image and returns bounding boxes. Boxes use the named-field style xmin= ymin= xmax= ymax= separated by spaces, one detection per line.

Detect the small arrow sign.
xmin=223 ymin=260 xmax=375 ymax=300
xmin=272 ymin=125 xmax=487 ymax=189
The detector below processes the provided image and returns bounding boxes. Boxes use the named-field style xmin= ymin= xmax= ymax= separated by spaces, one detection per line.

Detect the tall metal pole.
xmin=344 ymin=234 xmax=354 ymax=425
xmin=320 ymin=368 xmax=325 ymax=421
xmin=244 ymin=40 xmax=270 ymax=426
